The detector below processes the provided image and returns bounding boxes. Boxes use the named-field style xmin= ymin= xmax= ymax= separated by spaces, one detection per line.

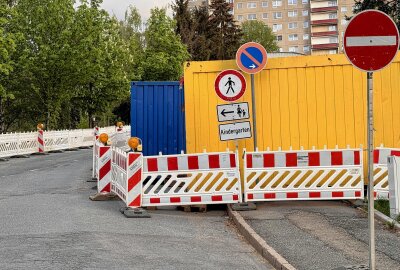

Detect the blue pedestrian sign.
xmin=236 ymin=42 xmax=268 ymax=74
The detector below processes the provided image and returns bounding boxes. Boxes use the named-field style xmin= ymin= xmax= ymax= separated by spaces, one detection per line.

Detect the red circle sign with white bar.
xmin=214 ymin=69 xmax=247 ymax=102
xmin=344 ymin=10 xmax=399 ymax=72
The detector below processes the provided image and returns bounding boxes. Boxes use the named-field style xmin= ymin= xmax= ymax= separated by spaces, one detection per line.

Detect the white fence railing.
xmin=0 ymin=126 xmax=130 ymax=159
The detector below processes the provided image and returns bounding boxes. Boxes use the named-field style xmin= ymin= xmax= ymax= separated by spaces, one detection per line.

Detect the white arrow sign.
xmin=219 ymin=121 xmax=252 ymax=141
xmin=217 ymin=102 xmax=250 ymax=122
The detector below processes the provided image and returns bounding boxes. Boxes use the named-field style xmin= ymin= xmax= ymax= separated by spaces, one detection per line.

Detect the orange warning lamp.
xmin=37 ymin=123 xmax=44 ymax=130
xmin=99 ymin=133 xmax=108 ymax=145
xmin=128 ymin=137 xmax=139 ymax=149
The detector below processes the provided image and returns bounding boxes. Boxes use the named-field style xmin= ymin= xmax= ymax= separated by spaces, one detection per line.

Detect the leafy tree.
xmin=240 ymin=20 xmax=279 ymax=52
xmin=353 ymin=0 xmax=399 ymax=32
xmin=0 ymin=1 xmax=16 ymax=133
xmin=172 ymin=0 xmax=195 ymax=55
xmin=71 ymin=0 xmax=130 ymax=128
xmin=141 ymin=8 xmax=189 ymax=81
xmin=209 ymin=0 xmax=242 ymax=60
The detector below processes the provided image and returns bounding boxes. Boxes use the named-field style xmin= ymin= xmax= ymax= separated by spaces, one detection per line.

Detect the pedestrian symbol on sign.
xmin=225 ymin=77 xmax=235 ymax=94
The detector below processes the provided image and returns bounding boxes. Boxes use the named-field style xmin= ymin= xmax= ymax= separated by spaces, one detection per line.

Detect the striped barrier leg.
xmin=89 ymin=145 xmax=113 ymax=201
xmin=38 ymin=130 xmax=45 ymax=153
xmin=126 ymin=152 xmax=143 ymax=208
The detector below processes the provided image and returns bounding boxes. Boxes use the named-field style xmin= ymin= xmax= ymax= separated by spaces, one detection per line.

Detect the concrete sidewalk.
xmin=230 ymin=201 xmax=400 ymax=270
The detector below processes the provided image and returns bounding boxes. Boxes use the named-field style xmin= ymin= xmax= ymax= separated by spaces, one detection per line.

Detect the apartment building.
xmin=189 ymin=0 xmax=355 ymax=55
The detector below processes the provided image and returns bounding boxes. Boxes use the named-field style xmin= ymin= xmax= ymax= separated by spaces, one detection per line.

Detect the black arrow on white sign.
xmin=221 ymin=109 xmax=234 ymax=117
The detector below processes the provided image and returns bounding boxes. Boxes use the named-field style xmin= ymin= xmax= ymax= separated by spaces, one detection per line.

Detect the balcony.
xmin=311 ymin=31 xmax=338 ymax=37
xmin=311 ymin=6 xmax=338 ymax=13
xmin=311 ymin=43 xmax=339 ymax=50
xmin=311 ymin=19 xmax=338 ymax=25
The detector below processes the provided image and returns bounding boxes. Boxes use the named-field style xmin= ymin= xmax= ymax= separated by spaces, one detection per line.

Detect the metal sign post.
xmin=236 ymin=42 xmax=268 ymax=150
xmin=344 ymin=10 xmax=399 ymax=270
xmin=250 ymin=74 xmax=257 ymax=150
xmin=367 ymin=71 xmax=375 ymax=269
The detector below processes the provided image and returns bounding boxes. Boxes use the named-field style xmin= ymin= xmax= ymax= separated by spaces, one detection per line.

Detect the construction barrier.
xmin=94 ymin=141 xmax=112 ymax=193
xmin=0 ymin=132 xmax=37 ymax=158
xmin=109 ymin=149 xmax=242 ymax=208
xmin=244 ymin=147 xmax=364 ymax=202
xmin=373 ymin=147 xmax=400 ymax=199
xmin=111 ymin=148 xmax=142 ymax=207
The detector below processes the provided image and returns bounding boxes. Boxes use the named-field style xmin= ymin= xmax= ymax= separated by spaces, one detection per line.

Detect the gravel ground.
xmin=0 ymin=149 xmax=272 ymax=270
xmin=239 ymin=201 xmax=400 ymax=270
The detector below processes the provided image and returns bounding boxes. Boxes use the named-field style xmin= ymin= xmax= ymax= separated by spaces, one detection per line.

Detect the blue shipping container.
xmin=130 ymin=81 xmax=186 ymax=156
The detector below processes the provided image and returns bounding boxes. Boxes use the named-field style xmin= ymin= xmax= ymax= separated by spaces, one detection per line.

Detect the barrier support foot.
xmin=89 ymin=193 xmax=118 ymax=201
xmin=65 ymin=148 xmax=79 ymax=151
xmin=231 ymin=202 xmax=257 ymax=211
xmin=121 ymin=207 xmax=151 ymax=218
xmin=10 ymin=154 xmax=30 ymax=158
xmin=79 ymin=146 xmax=91 ymax=149
xmin=0 ymin=157 xmax=9 ymax=162
xmin=48 ymin=150 xmax=64 ymax=153
xmin=87 ymin=177 xmax=97 ymax=182
xmin=31 ymin=152 xmax=49 ymax=156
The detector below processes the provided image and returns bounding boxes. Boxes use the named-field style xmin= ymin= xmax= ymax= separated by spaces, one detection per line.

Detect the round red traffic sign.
xmin=344 ymin=10 xmax=399 ymax=72
xmin=236 ymin=42 xmax=268 ymax=74
xmin=214 ymin=70 xmax=247 ymax=102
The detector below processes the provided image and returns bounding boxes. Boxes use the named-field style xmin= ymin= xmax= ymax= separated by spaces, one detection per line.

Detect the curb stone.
xmin=227 ymin=205 xmax=296 ymax=270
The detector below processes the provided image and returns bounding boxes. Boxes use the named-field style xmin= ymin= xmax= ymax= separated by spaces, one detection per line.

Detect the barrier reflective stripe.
xmin=141 ymin=151 xmax=241 ymax=207
xmin=373 ymin=147 xmax=400 ymax=200
xmin=97 ymin=145 xmax=112 ymax=193
xmin=38 ymin=130 xmax=44 ymax=153
xmin=244 ymin=148 xmax=364 ymax=202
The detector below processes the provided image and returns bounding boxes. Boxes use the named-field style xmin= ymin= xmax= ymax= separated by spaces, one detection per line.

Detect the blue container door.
xmin=130 ymin=81 xmax=186 ymax=156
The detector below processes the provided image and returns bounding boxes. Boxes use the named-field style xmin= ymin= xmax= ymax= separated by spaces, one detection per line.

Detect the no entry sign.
xmin=344 ymin=10 xmax=399 ymax=72
xmin=214 ymin=70 xmax=246 ymax=102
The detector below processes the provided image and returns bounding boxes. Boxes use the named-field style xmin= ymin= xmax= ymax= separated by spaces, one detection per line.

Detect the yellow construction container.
xmin=184 ymin=53 xmax=400 ymax=155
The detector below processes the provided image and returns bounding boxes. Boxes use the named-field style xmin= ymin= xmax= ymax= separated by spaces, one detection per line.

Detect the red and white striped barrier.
xmin=141 ymin=151 xmax=241 ymax=207
xmin=95 ymin=143 xmax=112 ymax=193
xmin=111 ymin=148 xmax=142 ymax=207
xmin=373 ymin=147 xmax=400 ymax=200
xmin=110 ymin=149 xmax=241 ymax=209
xmin=38 ymin=130 xmax=44 ymax=153
xmin=244 ymin=147 xmax=364 ymax=202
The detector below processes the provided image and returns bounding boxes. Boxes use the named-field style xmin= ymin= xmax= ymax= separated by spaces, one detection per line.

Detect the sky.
xmin=101 ymin=0 xmax=173 ymax=20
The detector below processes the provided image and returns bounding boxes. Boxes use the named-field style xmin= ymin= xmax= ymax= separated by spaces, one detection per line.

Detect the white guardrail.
xmin=0 ymin=126 xmax=130 ymax=159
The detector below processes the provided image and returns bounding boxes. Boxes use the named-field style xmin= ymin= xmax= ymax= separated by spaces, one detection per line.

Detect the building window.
xmin=303 ymin=21 xmax=309 ymax=28
xmin=273 ymin=12 xmax=282 ymax=19
xmin=276 ymin=35 xmax=283 ymax=41
xmin=248 ymin=14 xmax=257 ymax=20
xmin=237 ymin=2 xmax=243 ymax=8
xmin=328 ymin=0 xmax=337 ymax=6
xmin=341 ymin=7 xmax=347 ymax=12
xmin=288 ymin=34 xmax=298 ymax=41
xmin=302 ymin=0 xmax=308 ymax=4
xmin=262 ymin=13 xmax=268 ymax=19
xmin=262 ymin=1 xmax=268 ymax=7
xmin=288 ymin=22 xmax=298 ymax=29
xmin=288 ymin=0 xmax=297 ymax=5
xmin=341 ymin=19 xmax=348 ymax=25
xmin=279 ymin=48 xmax=284 ymax=52
xmin=329 ymin=13 xmax=337 ymax=19
xmin=247 ymin=2 xmax=257 ymax=8
xmin=303 ymin=45 xmax=310 ymax=52
xmin=237 ymin=15 xmax=244 ymax=21
xmin=302 ymin=10 xmax=308 ymax=16
xmin=273 ymin=23 xmax=283 ymax=32
xmin=303 ymin=34 xmax=309 ymax=40
xmin=289 ymin=46 xmax=299 ymax=52
xmin=272 ymin=0 xmax=282 ymax=7
xmin=328 ymin=25 xmax=337 ymax=31
xmin=288 ymin=10 xmax=298 ymax=17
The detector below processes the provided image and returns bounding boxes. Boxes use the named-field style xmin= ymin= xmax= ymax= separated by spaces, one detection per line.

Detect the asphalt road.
xmin=240 ymin=201 xmax=400 ymax=270
xmin=0 ymin=149 xmax=272 ymax=270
